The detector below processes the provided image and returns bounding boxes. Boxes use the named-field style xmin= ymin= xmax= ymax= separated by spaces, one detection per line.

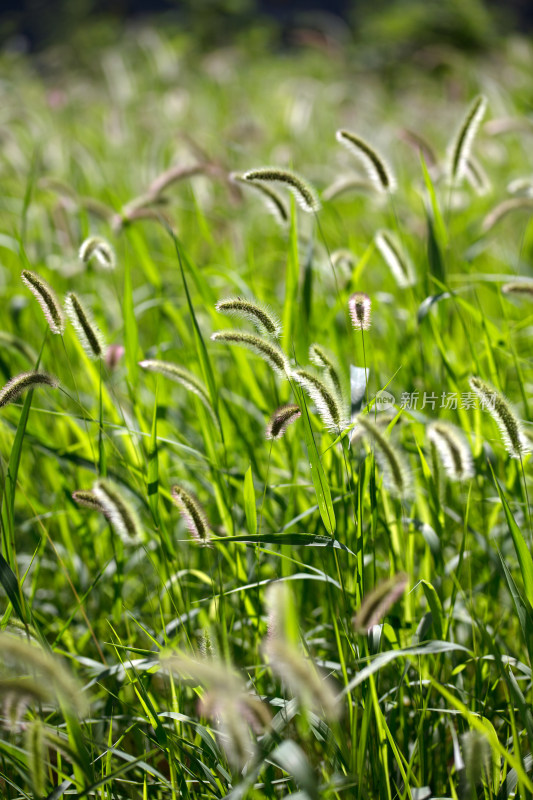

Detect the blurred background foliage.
xmin=0 ymin=0 xmax=530 ymax=58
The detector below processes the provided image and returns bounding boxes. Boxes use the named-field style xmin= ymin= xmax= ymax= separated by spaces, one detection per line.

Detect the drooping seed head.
xmin=211 ymin=331 xmax=289 ymax=377
xmin=291 ymin=368 xmax=347 ymax=431
xmin=243 ymin=167 xmax=320 ymax=213
xmin=139 ymin=360 xmax=216 ymax=421
xmin=482 ymin=197 xmax=533 ymax=232
xmin=464 ymin=155 xmax=490 ymax=196
xmin=308 ymin=344 xmax=343 ymax=397
xmin=171 ymin=485 xmax=211 ymax=546
xmin=21 ymin=270 xmax=65 ymax=334
xmin=353 ymin=573 xmax=409 ymax=634
xmin=65 ymin=292 xmax=106 ymax=360
xmin=72 ymin=490 xmax=106 ymax=513
xmin=374 ymin=231 xmax=415 ymax=288
xmin=79 ymin=236 xmax=116 ymax=269
xmin=0 ymin=372 xmax=59 ymax=409
xmin=265 ymin=404 xmax=301 ymax=440
xmin=335 ymin=129 xmax=396 ymax=192
xmin=469 ymin=376 xmax=530 ymax=459
xmin=231 ymin=172 xmax=289 ymax=226
xmin=354 ymin=415 xmax=412 ymax=498
xmin=93 ymin=478 xmax=143 ymax=543
xmin=215 ymin=297 xmax=281 ymax=338
xmin=427 ymin=422 xmax=474 ymax=481
xmin=0 ymin=633 xmax=88 ymax=715
xmin=502 ymin=281 xmax=533 ymax=297
xmin=448 ymin=95 xmax=488 ymax=184
xmin=349 ymin=292 xmax=372 ymax=331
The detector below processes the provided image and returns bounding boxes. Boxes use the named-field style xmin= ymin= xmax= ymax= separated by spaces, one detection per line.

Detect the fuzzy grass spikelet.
xmin=211 ymin=331 xmax=289 ymax=376
xmin=65 ymin=292 xmax=106 ymax=359
xmin=349 ymin=292 xmax=372 ymax=330
xmin=243 ymin=167 xmax=320 ymax=213
xmin=79 ymin=236 xmax=116 ymax=269
xmin=469 ymin=376 xmax=530 ymax=459
xmin=171 ymin=485 xmax=211 ymax=546
xmin=428 ymin=422 xmax=474 ymax=481
xmin=353 ymin=573 xmax=409 ymax=634
xmin=0 ymin=372 xmax=58 ymax=408
xmin=215 ymin=297 xmax=281 ymax=338
xmin=72 ymin=490 xmax=106 ymax=513
xmin=0 ymin=634 xmax=87 ymax=715
xmin=265 ymin=404 xmax=301 ymax=440
xmin=139 ymin=360 xmax=216 ymax=420
xmin=335 ymin=129 xmax=395 ymax=192
xmin=309 ymin=344 xmax=343 ymax=397
xmin=291 ymin=368 xmax=346 ymax=431
xmin=93 ymin=479 xmax=143 ymax=543
xmin=26 ymin=719 xmax=46 ymax=797
xmin=502 ymin=281 xmax=533 ymax=297
xmin=354 ymin=415 xmax=412 ymax=497
xmin=374 ymin=230 xmax=415 ymax=288
xmin=448 ymin=95 xmax=487 ymax=184
xmin=231 ymin=172 xmax=289 ymax=226
xmin=21 ymin=270 xmax=65 ymax=334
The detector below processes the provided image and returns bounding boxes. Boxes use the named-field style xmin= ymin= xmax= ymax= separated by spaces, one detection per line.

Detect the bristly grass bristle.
xmin=335 ymin=129 xmax=396 ymax=192
xmin=502 ymin=280 xmax=533 ymax=297
xmin=65 ymin=292 xmax=106 ymax=360
xmin=21 ymin=270 xmax=65 ymax=334
xmin=171 ymin=485 xmax=212 ymax=546
xmin=0 ymin=372 xmax=59 ymax=408
xmin=469 ymin=376 xmax=530 ymax=459
xmin=215 ymin=297 xmax=281 ymax=338
xmin=72 ymin=490 xmax=106 ymax=513
xmin=243 ymin=166 xmax=321 ymax=213
xmin=265 ymin=404 xmax=301 ymax=440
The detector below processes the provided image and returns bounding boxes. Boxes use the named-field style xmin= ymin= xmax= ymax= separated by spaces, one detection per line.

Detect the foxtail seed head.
xmin=335 ymin=130 xmax=396 ymax=192
xmin=309 ymin=344 xmax=343 ymax=398
xmin=231 ymin=173 xmax=289 ymax=226
xmin=211 ymin=331 xmax=289 ymax=377
xmin=291 ymin=368 xmax=347 ymax=431
xmin=265 ymin=404 xmax=301 ymax=440
xmin=215 ymin=297 xmax=281 ymax=338
xmin=349 ymin=292 xmax=372 ymax=330
xmin=0 ymin=372 xmax=58 ymax=409
xmin=65 ymin=292 xmax=106 ymax=360
xmin=243 ymin=167 xmax=320 ymax=213
xmin=93 ymin=479 xmax=143 ymax=543
xmin=79 ymin=236 xmax=116 ymax=269
xmin=354 ymin=415 xmax=412 ymax=498
xmin=427 ymin=422 xmax=474 ymax=481
xmin=353 ymin=573 xmax=409 ymax=634
xmin=139 ymin=360 xmax=216 ymax=421
xmin=502 ymin=281 xmax=533 ymax=297
xmin=469 ymin=376 xmax=530 ymax=459
xmin=171 ymin=485 xmax=211 ymax=546
xmin=21 ymin=270 xmax=65 ymax=334
xmin=448 ymin=94 xmax=487 ymax=184
xmin=72 ymin=490 xmax=106 ymax=513
xmin=375 ymin=231 xmax=415 ymax=288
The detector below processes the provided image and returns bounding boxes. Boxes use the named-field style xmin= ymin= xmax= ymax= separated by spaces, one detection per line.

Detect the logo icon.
xmin=374 ymin=390 xmax=395 ymax=411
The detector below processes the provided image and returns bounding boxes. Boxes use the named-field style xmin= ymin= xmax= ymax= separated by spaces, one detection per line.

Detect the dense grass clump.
xmin=1 ymin=19 xmax=533 ymax=800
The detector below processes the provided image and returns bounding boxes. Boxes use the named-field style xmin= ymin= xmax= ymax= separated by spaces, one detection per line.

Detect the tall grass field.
xmin=1 ymin=21 xmax=533 ymax=799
